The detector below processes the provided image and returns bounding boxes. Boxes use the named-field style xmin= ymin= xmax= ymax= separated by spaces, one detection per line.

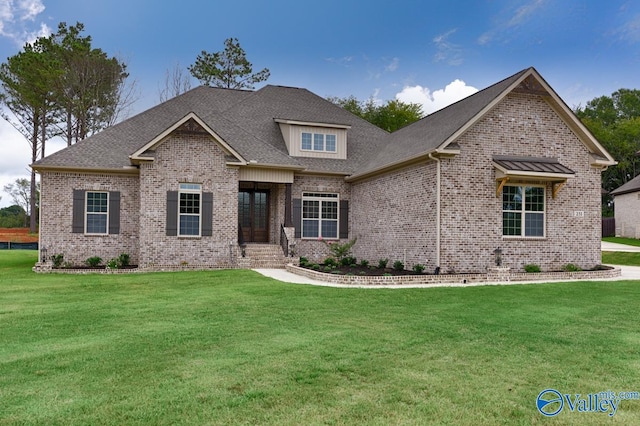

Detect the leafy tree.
xmin=0 ymin=40 xmax=58 ymax=232
xmin=46 ymin=22 xmax=131 ymax=146
xmin=575 ymin=89 xmax=640 ymax=216
xmin=189 ymin=38 xmax=270 ymax=89
xmin=0 ymin=205 xmax=26 ymax=228
xmin=3 ymin=178 xmax=39 ymax=227
xmin=327 ymin=96 xmax=423 ymax=132
xmin=0 ymin=21 xmax=132 ymax=232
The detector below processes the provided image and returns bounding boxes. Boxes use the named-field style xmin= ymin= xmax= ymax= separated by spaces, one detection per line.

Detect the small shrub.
xmin=50 ymin=253 xmax=64 ymax=268
xmin=524 ymin=263 xmax=541 ymax=273
xmin=62 ymin=261 xmax=73 ymax=269
xmin=378 ymin=258 xmax=389 ymax=269
xmin=359 ymin=259 xmax=369 ymax=267
xmin=383 ymin=273 xmax=392 ymax=277
xmin=412 ymin=264 xmax=425 ymax=274
xmin=311 ymin=264 xmax=321 ymax=271
xmin=299 ymin=257 xmax=309 ymax=267
xmin=106 ymin=258 xmax=119 ymax=269
xmin=562 ymin=263 xmax=581 ymax=272
xmin=118 ymin=253 xmax=130 ymax=267
xmin=323 ymin=257 xmax=338 ymax=267
xmin=358 ymin=271 xmax=367 ymax=275
xmin=323 ymin=238 xmax=357 ymax=264
xmin=323 ymin=266 xmax=332 ymax=272
xmin=341 ymin=256 xmax=357 ymax=266
xmin=393 ymin=260 xmax=405 ymax=271
xmin=85 ymin=256 xmax=103 ymax=268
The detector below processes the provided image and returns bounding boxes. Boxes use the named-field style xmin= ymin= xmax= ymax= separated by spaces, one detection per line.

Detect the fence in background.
xmin=602 ymin=217 xmax=615 ymax=238
xmin=0 ymin=242 xmax=38 ymax=250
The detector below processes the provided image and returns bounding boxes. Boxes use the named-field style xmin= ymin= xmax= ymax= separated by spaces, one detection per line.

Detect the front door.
xmin=238 ymin=190 xmax=269 ymax=243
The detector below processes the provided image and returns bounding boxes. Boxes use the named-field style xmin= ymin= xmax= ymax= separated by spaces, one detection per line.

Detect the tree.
xmin=0 ymin=205 xmax=26 ymax=228
xmin=159 ymin=62 xmax=192 ymax=102
xmin=575 ymin=89 xmax=640 ymax=216
xmin=328 ymin=96 xmax=423 ymax=132
xmin=0 ymin=40 xmax=58 ymax=232
xmin=3 ymin=178 xmax=38 ymax=227
xmin=46 ymin=22 xmax=131 ymax=146
xmin=0 ymin=21 xmax=133 ymax=232
xmin=189 ymin=38 xmax=270 ymax=89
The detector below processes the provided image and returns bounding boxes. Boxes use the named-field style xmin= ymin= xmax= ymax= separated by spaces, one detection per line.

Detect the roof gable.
xmin=348 ymin=67 xmax=616 ymax=181
xmin=129 ymin=112 xmax=246 ymax=164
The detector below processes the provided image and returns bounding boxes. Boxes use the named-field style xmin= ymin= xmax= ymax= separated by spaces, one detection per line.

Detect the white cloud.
xmin=478 ymin=0 xmax=547 ymax=45
xmin=433 ymin=28 xmax=463 ymax=65
xmin=395 ymin=79 xmax=478 ymax=115
xmin=0 ymin=0 xmax=49 ymax=46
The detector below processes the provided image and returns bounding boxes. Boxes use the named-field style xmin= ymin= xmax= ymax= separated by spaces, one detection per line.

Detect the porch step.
xmin=238 ymin=244 xmax=290 ymax=269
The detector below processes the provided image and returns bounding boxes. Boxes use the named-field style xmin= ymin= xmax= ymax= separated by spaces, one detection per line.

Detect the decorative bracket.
xmin=496 ymin=177 xmax=510 ymax=197
xmin=552 ymin=181 xmax=566 ymax=199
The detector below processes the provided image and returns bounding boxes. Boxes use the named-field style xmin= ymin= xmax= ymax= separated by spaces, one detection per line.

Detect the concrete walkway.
xmin=601 ymin=241 xmax=640 ymax=252
xmin=254 ymin=241 xmax=640 ymax=288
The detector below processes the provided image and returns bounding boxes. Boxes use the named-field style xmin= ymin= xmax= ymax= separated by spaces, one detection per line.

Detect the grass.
xmin=603 ymin=236 xmax=640 ymax=247
xmin=602 ymin=251 xmax=640 ymax=266
xmin=2 ymin=250 xmax=640 ymax=425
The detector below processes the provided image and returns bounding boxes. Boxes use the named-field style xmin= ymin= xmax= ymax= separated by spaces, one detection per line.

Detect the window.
xmin=502 ymin=185 xmax=545 ymax=237
xmin=179 ymin=183 xmax=201 ymax=236
xmin=301 ymin=132 xmax=337 ymax=153
xmin=302 ymin=192 xmax=338 ymax=239
xmin=86 ymin=192 xmax=108 ymax=234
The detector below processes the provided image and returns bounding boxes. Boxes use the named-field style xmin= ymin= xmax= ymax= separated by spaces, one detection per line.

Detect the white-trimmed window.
xmin=85 ymin=191 xmax=108 ymax=234
xmin=301 ymin=132 xmax=337 ymax=153
xmin=502 ymin=185 xmax=545 ymax=237
xmin=302 ymin=192 xmax=338 ymax=239
xmin=179 ymin=183 xmax=201 ymax=236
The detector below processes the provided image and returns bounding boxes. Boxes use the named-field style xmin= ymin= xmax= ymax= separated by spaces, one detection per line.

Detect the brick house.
xmin=33 ymin=67 xmax=615 ymax=273
xmin=611 ymin=175 xmax=640 ymax=238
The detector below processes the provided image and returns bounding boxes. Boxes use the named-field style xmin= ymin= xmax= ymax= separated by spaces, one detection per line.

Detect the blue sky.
xmin=1 ymin=0 xmax=639 ymax=207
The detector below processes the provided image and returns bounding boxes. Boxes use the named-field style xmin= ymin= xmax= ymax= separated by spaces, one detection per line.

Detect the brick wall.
xmin=39 ymin=171 xmax=139 ymax=265
xmin=350 ymin=162 xmax=438 ymax=271
xmin=138 ymin=129 xmax=239 ymax=268
xmin=292 ymin=174 xmax=351 ymax=262
xmin=614 ymin=192 xmax=640 ymax=238
xmin=349 ymin=92 xmax=604 ymax=273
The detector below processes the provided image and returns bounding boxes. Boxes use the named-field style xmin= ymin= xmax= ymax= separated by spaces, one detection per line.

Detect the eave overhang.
xmin=129 ymin=112 xmax=247 ymax=165
xmin=31 ymin=164 xmax=140 ymax=176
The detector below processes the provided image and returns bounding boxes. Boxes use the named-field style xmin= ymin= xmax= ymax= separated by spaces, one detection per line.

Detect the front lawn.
xmin=1 ymin=250 xmax=640 ymax=425
xmin=603 ymin=236 xmax=640 ymax=247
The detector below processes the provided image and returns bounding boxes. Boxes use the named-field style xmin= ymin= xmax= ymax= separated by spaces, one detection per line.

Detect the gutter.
xmin=428 ymin=153 xmax=441 ymax=270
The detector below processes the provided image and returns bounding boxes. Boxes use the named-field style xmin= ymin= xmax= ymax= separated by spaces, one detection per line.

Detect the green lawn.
xmin=2 ymin=250 xmax=640 ymax=425
xmin=603 ymin=236 xmax=640 ymax=247
xmin=602 ymin=251 xmax=640 ymax=266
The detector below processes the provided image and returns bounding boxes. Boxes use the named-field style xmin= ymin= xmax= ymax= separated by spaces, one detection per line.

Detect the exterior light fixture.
xmin=40 ymin=246 xmax=48 ymax=263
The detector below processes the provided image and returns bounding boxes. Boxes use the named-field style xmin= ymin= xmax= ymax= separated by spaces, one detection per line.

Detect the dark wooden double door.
xmin=238 ymin=190 xmax=269 ymax=243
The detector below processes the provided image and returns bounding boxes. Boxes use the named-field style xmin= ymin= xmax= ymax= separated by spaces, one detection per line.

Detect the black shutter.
xmin=202 ymin=192 xmax=213 ymax=236
xmin=72 ymin=190 xmax=85 ymax=233
xmin=339 ymin=200 xmax=349 ymax=239
xmin=293 ymin=198 xmax=301 ymax=238
xmin=108 ymin=191 xmax=120 ymax=234
xmin=166 ymin=191 xmax=178 ymax=236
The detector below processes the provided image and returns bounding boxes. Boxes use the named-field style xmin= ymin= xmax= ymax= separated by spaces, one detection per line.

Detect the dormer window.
xmin=301 ymin=132 xmax=337 ymax=153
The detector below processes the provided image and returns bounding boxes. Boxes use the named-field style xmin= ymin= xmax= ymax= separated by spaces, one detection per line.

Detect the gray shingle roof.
xmin=611 ymin=174 xmax=640 ymax=196
xmin=37 ymin=67 xmax=597 ymax=180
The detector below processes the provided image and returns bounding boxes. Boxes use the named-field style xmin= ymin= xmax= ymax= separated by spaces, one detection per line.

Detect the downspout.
xmin=428 ymin=153 xmax=441 ymax=270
